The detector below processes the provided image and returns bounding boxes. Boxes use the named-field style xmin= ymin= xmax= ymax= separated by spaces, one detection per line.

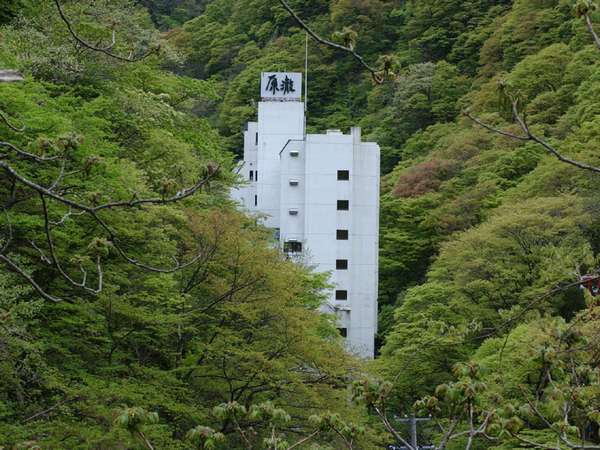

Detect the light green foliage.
xmin=0 ymin=2 xmax=373 ymax=448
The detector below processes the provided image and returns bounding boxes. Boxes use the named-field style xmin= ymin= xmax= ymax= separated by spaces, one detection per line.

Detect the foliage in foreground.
xmin=0 ymin=2 xmax=375 ymax=448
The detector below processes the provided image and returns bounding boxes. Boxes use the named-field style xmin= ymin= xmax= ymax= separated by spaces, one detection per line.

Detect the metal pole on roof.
xmin=304 ymin=32 xmax=308 ymax=138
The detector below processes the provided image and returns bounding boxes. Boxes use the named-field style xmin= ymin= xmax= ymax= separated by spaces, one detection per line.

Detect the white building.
xmin=232 ymin=72 xmax=380 ymax=358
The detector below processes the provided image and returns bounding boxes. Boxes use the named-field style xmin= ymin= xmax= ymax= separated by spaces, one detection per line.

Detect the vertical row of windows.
xmin=249 ymin=170 xmax=258 ymax=181
xmin=336 ymin=170 xmax=350 ymax=310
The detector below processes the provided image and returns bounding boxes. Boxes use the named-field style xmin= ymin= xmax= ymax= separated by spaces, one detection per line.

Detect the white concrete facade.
xmin=232 ymin=73 xmax=380 ymax=358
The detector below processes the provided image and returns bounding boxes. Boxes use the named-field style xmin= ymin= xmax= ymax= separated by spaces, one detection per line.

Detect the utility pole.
xmin=387 ymin=415 xmax=435 ymax=450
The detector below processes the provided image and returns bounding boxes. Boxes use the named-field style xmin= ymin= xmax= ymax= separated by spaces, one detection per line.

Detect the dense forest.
xmin=1 ymin=0 xmax=600 ymax=449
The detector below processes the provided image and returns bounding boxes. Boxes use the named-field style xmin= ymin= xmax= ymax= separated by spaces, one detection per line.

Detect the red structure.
xmin=580 ymin=274 xmax=600 ymax=297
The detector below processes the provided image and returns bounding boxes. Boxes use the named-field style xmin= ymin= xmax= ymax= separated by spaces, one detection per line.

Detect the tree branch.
xmin=287 ymin=430 xmax=320 ymax=450
xmin=277 ymin=0 xmax=384 ymax=83
xmin=0 ymin=141 xmax=60 ymax=162
xmin=0 ymin=110 xmax=25 ymax=132
xmin=53 ymin=0 xmax=158 ymax=62
xmin=585 ymin=13 xmax=600 ymax=50
xmin=465 ymin=100 xmax=600 ymax=175
xmin=0 ymin=156 xmax=220 ymax=299
xmin=0 ymin=160 xmax=219 ymax=213
xmin=0 ymin=254 xmax=61 ymax=302
xmin=40 ymin=193 xmax=103 ymax=294
xmin=373 ymin=406 xmax=415 ymax=450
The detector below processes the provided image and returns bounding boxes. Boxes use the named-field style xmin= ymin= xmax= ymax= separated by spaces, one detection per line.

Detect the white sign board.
xmin=260 ymin=72 xmax=302 ymax=101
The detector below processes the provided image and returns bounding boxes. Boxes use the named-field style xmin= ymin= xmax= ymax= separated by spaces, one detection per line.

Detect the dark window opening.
xmin=254 ymin=195 xmax=257 ymax=206
xmin=335 ymin=290 xmax=348 ymax=300
xmin=337 ymin=200 xmax=349 ymax=211
xmin=338 ymin=328 xmax=347 ymax=338
xmin=336 ymin=229 xmax=349 ymax=240
xmin=337 ymin=170 xmax=350 ymax=180
xmin=255 ymin=132 xmax=258 ymax=145
xmin=249 ymin=170 xmax=254 ymax=181
xmin=284 ymin=241 xmax=302 ymax=253
xmin=336 ymin=259 xmax=348 ymax=270
xmin=255 ymin=170 xmax=258 ymax=182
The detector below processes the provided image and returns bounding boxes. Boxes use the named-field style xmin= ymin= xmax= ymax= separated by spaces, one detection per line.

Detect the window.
xmin=290 ymin=150 xmax=299 ymax=157
xmin=336 ymin=259 xmax=348 ymax=270
xmin=255 ymin=132 xmax=258 ymax=145
xmin=337 ymin=170 xmax=350 ymax=181
xmin=289 ymin=179 xmax=299 ymax=186
xmin=336 ymin=229 xmax=349 ymax=240
xmin=335 ymin=290 xmax=348 ymax=300
xmin=337 ymin=328 xmax=347 ymax=338
xmin=284 ymin=241 xmax=302 ymax=253
xmin=337 ymin=200 xmax=349 ymax=211
xmin=255 ymin=170 xmax=258 ymax=182
xmin=254 ymin=195 xmax=257 ymax=206
xmin=289 ymin=209 xmax=299 ymax=216
xmin=249 ymin=170 xmax=254 ymax=181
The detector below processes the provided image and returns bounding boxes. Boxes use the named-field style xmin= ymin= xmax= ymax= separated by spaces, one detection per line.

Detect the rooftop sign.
xmin=260 ymin=72 xmax=302 ymax=101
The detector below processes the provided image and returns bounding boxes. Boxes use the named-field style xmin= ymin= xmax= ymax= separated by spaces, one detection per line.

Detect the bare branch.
xmin=29 ymin=239 xmax=52 ymax=264
xmin=520 ymin=390 xmax=600 ymax=450
xmin=40 ymin=193 xmax=103 ymax=294
xmin=0 ymin=208 xmax=13 ymax=255
xmin=0 ymin=110 xmax=25 ymax=132
xmin=49 ymin=207 xmax=85 ymax=226
xmin=277 ymin=0 xmax=384 ymax=84
xmin=22 ymin=396 xmax=79 ymax=423
xmin=0 ymin=157 xmax=220 ymax=299
xmin=510 ymin=432 xmax=561 ymax=450
xmin=0 ymin=159 xmax=219 ymax=214
xmin=287 ymin=430 xmax=320 ymax=450
xmin=0 ymin=254 xmax=61 ymax=302
xmin=53 ymin=0 xmax=158 ymax=63
xmin=372 ymin=406 xmax=415 ymax=450
xmin=465 ymin=101 xmax=600 ymax=175
xmin=463 ymin=111 xmax=529 ymax=141
xmin=0 ymin=141 xmax=60 ymax=162
xmin=94 ymin=167 xmax=219 ymax=211
xmin=436 ymin=418 xmax=459 ymax=450
xmin=585 ymin=13 xmax=600 ymax=50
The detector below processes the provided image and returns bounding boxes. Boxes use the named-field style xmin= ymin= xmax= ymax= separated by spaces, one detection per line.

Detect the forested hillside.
xmin=2 ymin=0 xmax=600 ymax=449
xmin=0 ymin=1 xmax=374 ymax=449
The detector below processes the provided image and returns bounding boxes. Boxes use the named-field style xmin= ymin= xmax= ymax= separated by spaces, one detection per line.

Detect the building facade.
xmin=232 ymin=72 xmax=380 ymax=358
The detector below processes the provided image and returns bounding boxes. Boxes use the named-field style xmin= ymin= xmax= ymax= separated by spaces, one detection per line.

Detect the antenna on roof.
xmin=304 ymin=32 xmax=308 ymax=138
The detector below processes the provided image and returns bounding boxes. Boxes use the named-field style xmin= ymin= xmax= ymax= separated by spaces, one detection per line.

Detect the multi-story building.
xmin=232 ymin=72 xmax=380 ymax=358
